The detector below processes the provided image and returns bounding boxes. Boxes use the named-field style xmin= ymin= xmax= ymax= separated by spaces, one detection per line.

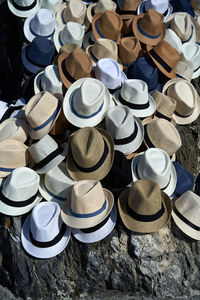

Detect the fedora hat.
xmin=114 ymin=79 xmax=156 ymax=118
xmin=174 ymin=60 xmax=194 ymax=82
xmin=172 ymin=191 xmax=200 ymax=240
xmin=118 ymin=37 xmax=141 ymax=68
xmin=132 ymin=9 xmax=166 ymax=46
xmin=49 ymin=109 xmax=71 ymax=144
xmin=23 ymin=8 xmax=59 ymax=42
xmin=0 ymin=167 xmax=42 ymax=216
xmin=162 ymin=78 xmax=200 ymax=125
xmin=63 ymin=78 xmax=111 ymax=128
xmin=67 ymin=127 xmax=114 ymax=181
xmin=0 ymin=118 xmax=28 ymax=143
xmin=28 ymin=134 xmax=67 ymax=174
xmin=58 ymin=49 xmax=93 ymax=89
xmin=72 ymin=203 xmax=117 ymax=243
xmin=105 ymin=105 xmax=144 ymax=155
xmin=25 ymin=91 xmax=62 ymax=140
xmin=87 ymin=0 xmax=117 ymax=23
xmin=0 ymin=139 xmax=28 ymax=178
xmin=164 ymin=29 xmax=183 ymax=54
xmin=92 ymin=10 xmax=123 ymax=44
xmin=137 ymin=0 xmax=173 ymax=22
xmin=39 ymin=162 xmax=74 ymax=205
xmin=118 ymin=179 xmax=172 ymax=232
xmin=169 ymin=0 xmax=195 ymax=18
xmin=131 ymin=148 xmax=177 ymax=196
xmin=34 ymin=65 xmax=63 ymax=95
xmin=119 ymin=0 xmax=141 ymax=20
xmin=61 ymin=180 xmax=114 ymax=229
xmin=41 ymin=0 xmax=63 ymax=13
xmin=7 ymin=0 xmax=41 ymax=18
xmin=180 ymin=42 xmax=200 ymax=79
xmin=21 ymin=201 xmax=71 ymax=258
xmin=22 ymin=37 xmax=55 ymax=74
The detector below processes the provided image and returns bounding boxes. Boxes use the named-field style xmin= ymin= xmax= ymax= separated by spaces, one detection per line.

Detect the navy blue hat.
xmin=22 ymin=37 xmax=55 ymax=74
xmin=171 ymin=161 xmax=194 ymax=198
xmin=170 ymin=0 xmax=195 ymax=17
xmin=194 ymin=172 xmax=200 ymax=197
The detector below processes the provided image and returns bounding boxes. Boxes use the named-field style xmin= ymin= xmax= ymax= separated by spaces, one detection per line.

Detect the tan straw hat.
xmin=119 ymin=0 xmax=141 ymax=19
xmin=118 ymin=37 xmax=141 ymax=67
xmin=174 ymin=60 xmax=194 ymax=82
xmin=118 ymin=179 xmax=172 ymax=233
xmin=87 ymin=0 xmax=117 ymax=23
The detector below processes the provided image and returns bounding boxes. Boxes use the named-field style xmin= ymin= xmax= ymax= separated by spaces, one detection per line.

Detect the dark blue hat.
xmin=22 ymin=37 xmax=55 ymax=74
xmin=194 ymin=172 xmax=200 ymax=196
xmin=170 ymin=0 xmax=195 ymax=17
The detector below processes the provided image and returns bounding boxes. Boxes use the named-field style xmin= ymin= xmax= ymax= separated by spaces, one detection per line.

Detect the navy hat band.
xmin=149 ymin=49 xmax=172 ymax=73
xmin=137 ymin=19 xmax=161 ymax=39
xmin=70 ymin=199 xmax=107 ymax=218
xmin=119 ymin=94 xmax=150 ymax=110
xmin=0 ymin=188 xmax=38 ymax=207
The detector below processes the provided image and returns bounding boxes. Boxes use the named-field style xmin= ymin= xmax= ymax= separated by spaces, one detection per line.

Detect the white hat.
xmin=63 ymin=78 xmax=112 ymax=128
xmin=113 ymin=79 xmax=156 ymax=118
xmin=94 ymin=58 xmax=127 ymax=91
xmin=53 ymin=22 xmax=84 ymax=53
xmin=174 ymin=60 xmax=194 ymax=82
xmin=41 ymin=0 xmax=63 ymax=13
xmin=72 ymin=203 xmax=117 ymax=243
xmin=34 ymin=64 xmax=63 ymax=95
xmin=180 ymin=42 xmax=200 ymax=79
xmin=0 ymin=118 xmax=28 ymax=143
xmin=137 ymin=0 xmax=173 ymax=22
xmin=131 ymin=148 xmax=177 ymax=196
xmin=7 ymin=0 xmax=41 ymax=18
xmin=28 ymin=134 xmax=67 ymax=174
xmin=21 ymin=201 xmax=71 ymax=258
xmin=164 ymin=29 xmax=183 ymax=53
xmin=0 ymin=167 xmax=42 ymax=216
xmin=39 ymin=162 xmax=74 ymax=205
xmin=105 ymin=105 xmax=144 ymax=155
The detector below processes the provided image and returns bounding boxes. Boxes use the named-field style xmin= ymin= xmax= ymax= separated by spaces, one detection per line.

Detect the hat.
xmin=21 ymin=201 xmax=71 ymax=258
xmin=118 ymin=37 xmax=141 ymax=68
xmin=192 ymin=0 xmax=200 ymax=14
xmin=162 ymin=78 xmax=200 ymax=125
xmin=0 ymin=118 xmax=28 ymax=143
xmin=53 ymin=22 xmax=84 ymax=53
xmin=61 ymin=180 xmax=114 ymax=229
xmin=28 ymin=134 xmax=67 ymax=174
xmin=164 ymin=29 xmax=183 ymax=54
xmin=25 ymin=91 xmax=62 ymax=140
xmin=114 ymin=79 xmax=156 ymax=118
xmin=169 ymin=0 xmax=195 ymax=18
xmin=172 ymin=161 xmax=194 ymax=198
xmin=0 ymin=139 xmax=28 ymax=178
xmin=119 ymin=0 xmax=141 ymax=19
xmin=82 ymin=30 xmax=95 ymax=50
xmin=72 ymin=203 xmax=117 ymax=243
xmin=58 ymin=49 xmax=93 ymax=89
xmin=63 ymin=78 xmax=111 ymax=128
xmin=34 ymin=65 xmax=63 ymax=95
xmin=174 ymin=60 xmax=194 ymax=82
xmin=39 ymin=162 xmax=74 ymax=205
xmin=132 ymin=9 xmax=166 ymax=46
xmin=41 ymin=0 xmax=63 ymax=13
xmin=87 ymin=0 xmax=117 ymax=23
xmin=137 ymin=0 xmax=173 ymax=22
xmin=22 ymin=37 xmax=55 ymax=74
xmin=180 ymin=42 xmax=200 ymax=79
xmin=105 ymin=105 xmax=144 ymax=155
xmin=131 ymin=148 xmax=177 ymax=196
xmin=172 ymin=191 xmax=200 ymax=240
xmin=7 ymin=0 xmax=41 ymax=18
xmin=0 ymin=167 xmax=42 ymax=216
xmin=49 ymin=109 xmax=71 ymax=144
xmin=67 ymin=127 xmax=114 ymax=181
xmin=118 ymin=179 xmax=172 ymax=232
xmin=23 ymin=8 xmax=59 ymax=42
xmin=92 ymin=10 xmax=123 ymax=44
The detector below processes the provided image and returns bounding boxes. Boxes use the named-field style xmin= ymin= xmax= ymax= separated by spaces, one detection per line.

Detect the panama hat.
xmin=72 ymin=203 xmax=117 ymax=243
xmin=164 ymin=29 xmax=183 ymax=53
xmin=28 ymin=134 xmax=67 ymax=174
xmin=131 ymin=148 xmax=177 ymax=196
xmin=137 ymin=0 xmax=173 ymax=22
xmin=105 ymin=105 xmax=144 ymax=155
xmin=61 ymin=180 xmax=114 ymax=229
xmin=132 ymin=9 xmax=166 ymax=46
xmin=7 ymin=0 xmax=41 ymax=18
xmin=114 ymin=79 xmax=156 ymax=118
xmin=0 ymin=167 xmax=42 ymax=216
xmin=0 ymin=118 xmax=28 ymax=143
xmin=25 ymin=91 xmax=62 ymax=140
xmin=41 ymin=0 xmax=63 ymax=13
xmin=174 ymin=60 xmax=194 ymax=82
xmin=21 ymin=201 xmax=71 ymax=258
xmin=118 ymin=179 xmax=172 ymax=233
xmin=119 ymin=0 xmax=141 ymax=20
xmin=58 ymin=49 xmax=93 ymax=89
xmin=87 ymin=0 xmax=116 ymax=23
xmin=67 ymin=127 xmax=114 ymax=181
xmin=172 ymin=191 xmax=200 ymax=240
xmin=63 ymin=78 xmax=111 ymax=128
xmin=180 ymin=42 xmax=200 ymax=79
xmin=118 ymin=37 xmax=141 ymax=68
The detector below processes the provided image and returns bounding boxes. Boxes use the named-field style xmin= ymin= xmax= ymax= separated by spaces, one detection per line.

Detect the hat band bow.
xmin=70 ymin=198 xmax=107 ymax=218
xmin=126 ymin=201 xmax=165 ymax=222
xmin=13 ymin=0 xmax=37 ymax=11
xmin=173 ymin=206 xmax=200 ymax=231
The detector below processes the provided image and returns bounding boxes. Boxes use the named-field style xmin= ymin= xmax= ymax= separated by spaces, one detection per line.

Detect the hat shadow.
xmin=170 ymin=217 xmax=197 ymax=244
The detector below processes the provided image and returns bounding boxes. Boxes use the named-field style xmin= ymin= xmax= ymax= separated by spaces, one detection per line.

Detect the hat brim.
xmin=86 ymin=3 xmax=96 ymax=23
xmin=22 ymin=46 xmax=44 ymax=74
xmin=118 ymin=187 xmax=172 ymax=233
xmin=53 ymin=24 xmax=66 ymax=53
xmin=71 ymin=203 xmax=117 ymax=243
xmin=82 ymin=30 xmax=95 ymax=50
xmin=61 ymin=187 xmax=114 ymax=228
xmin=34 ymin=71 xmax=43 ymax=94
xmin=21 ymin=214 xmax=71 ymax=258
xmin=137 ymin=1 xmax=173 ymax=22
xmin=7 ymin=0 xmax=41 ymax=18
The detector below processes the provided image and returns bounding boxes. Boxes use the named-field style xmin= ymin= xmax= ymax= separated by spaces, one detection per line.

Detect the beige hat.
xmin=0 ymin=118 xmax=28 ymax=143
xmin=61 ymin=180 xmax=114 ymax=229
xmin=87 ymin=0 xmax=117 ymax=23
xmin=118 ymin=179 xmax=172 ymax=233
xmin=152 ymin=90 xmax=177 ymax=123
xmin=66 ymin=127 xmax=114 ymax=181
xmin=174 ymin=60 xmax=194 ymax=82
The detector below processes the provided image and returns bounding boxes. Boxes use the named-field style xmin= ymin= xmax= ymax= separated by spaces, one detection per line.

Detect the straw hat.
xmin=180 ymin=42 xmax=200 ymax=79
xmin=25 ymin=91 xmax=62 ymax=140
xmin=132 ymin=9 xmax=166 ymax=46
xmin=7 ymin=0 xmax=41 ymax=18
xmin=118 ymin=37 xmax=141 ymax=68
xmin=49 ymin=109 xmax=71 ymax=144
xmin=21 ymin=201 xmax=71 ymax=258
xmin=82 ymin=30 xmax=95 ymax=50
xmin=61 ymin=180 xmax=114 ymax=229
xmin=87 ymin=0 xmax=116 ymax=23
xmin=118 ymin=179 xmax=172 ymax=232
xmin=131 ymin=148 xmax=177 ymax=196
xmin=0 ymin=118 xmax=28 ymax=143
xmin=41 ymin=0 xmax=63 ymax=13
xmin=119 ymin=0 xmax=141 ymax=19
xmin=172 ymin=191 xmax=200 ymax=240
xmin=137 ymin=0 xmax=173 ymax=22
xmin=164 ymin=29 xmax=183 ymax=53
xmin=0 ymin=167 xmax=42 ymax=216
xmin=66 ymin=127 xmax=114 ymax=181
xmin=174 ymin=60 xmax=194 ymax=82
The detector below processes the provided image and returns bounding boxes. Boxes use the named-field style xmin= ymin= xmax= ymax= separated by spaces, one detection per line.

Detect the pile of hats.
xmin=2 ymin=0 xmax=200 ymax=259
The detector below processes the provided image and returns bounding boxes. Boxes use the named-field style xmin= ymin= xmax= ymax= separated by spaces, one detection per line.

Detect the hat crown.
xmin=14 ymin=0 xmax=35 ymax=6
xmin=119 ymin=37 xmax=141 ymax=64
xmin=152 ymin=40 xmax=180 ymax=69
xmin=171 ymin=13 xmax=192 ymax=41
xmin=95 ymin=0 xmax=116 ymax=13
xmin=121 ymin=79 xmax=149 ymax=104
xmin=139 ymin=9 xmax=164 ymax=37
xmin=121 ymin=0 xmax=141 ymax=11
xmin=145 ymin=0 xmax=169 ymax=14
xmin=41 ymin=65 xmax=62 ymax=93
xmin=61 ymin=22 xmax=84 ymax=45
xmin=164 ymin=29 xmax=183 ymax=54
xmin=0 ymin=118 xmax=28 ymax=143
xmin=30 ymin=8 xmax=56 ymax=36
xmin=63 ymin=0 xmax=86 ymax=24
xmin=152 ymin=90 xmax=177 ymax=118
xmin=92 ymin=38 xmax=118 ymax=61
xmin=181 ymin=42 xmax=200 ymax=71
xmin=174 ymin=60 xmax=193 ymax=81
